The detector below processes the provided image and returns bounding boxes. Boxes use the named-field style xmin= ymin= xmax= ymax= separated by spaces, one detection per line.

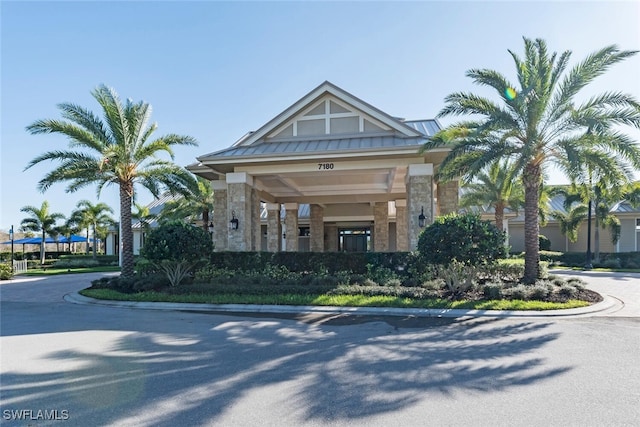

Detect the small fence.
xmin=12 ymin=260 xmax=27 ymax=274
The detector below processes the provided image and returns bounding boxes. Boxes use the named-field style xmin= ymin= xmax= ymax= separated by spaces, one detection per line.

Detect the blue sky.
xmin=1 ymin=0 xmax=639 ymax=233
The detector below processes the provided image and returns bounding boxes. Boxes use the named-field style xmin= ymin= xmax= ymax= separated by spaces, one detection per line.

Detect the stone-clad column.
xmin=284 ymin=203 xmax=298 ymax=252
xmin=211 ymin=180 xmax=227 ymax=251
xmin=226 ymin=172 xmax=253 ymax=251
xmin=437 ymin=180 xmax=459 ymax=216
xmin=406 ymin=164 xmax=433 ymax=251
xmin=310 ymin=204 xmax=324 ymax=252
xmin=373 ymin=202 xmax=389 ymax=251
xmin=251 ymin=188 xmax=261 ymax=251
xmin=325 ymin=224 xmax=338 ymax=251
xmin=266 ymin=203 xmax=281 ymax=252
xmin=395 ymin=199 xmax=408 ymax=251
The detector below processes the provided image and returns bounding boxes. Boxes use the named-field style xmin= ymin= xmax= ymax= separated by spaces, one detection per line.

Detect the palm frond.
xmin=57 ymin=102 xmax=113 ymax=146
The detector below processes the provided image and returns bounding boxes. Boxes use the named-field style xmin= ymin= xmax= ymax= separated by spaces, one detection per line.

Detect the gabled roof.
xmin=234 ymin=81 xmax=423 ymax=147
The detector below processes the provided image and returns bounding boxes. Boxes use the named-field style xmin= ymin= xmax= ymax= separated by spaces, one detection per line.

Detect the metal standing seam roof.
xmin=403 ymin=119 xmax=441 ymax=136
xmin=198 ymin=119 xmax=441 ymax=161
xmin=131 ymin=192 xmax=184 ymax=229
xmin=202 ymin=135 xmax=427 ymax=160
xmin=610 ymin=200 xmax=640 ymax=214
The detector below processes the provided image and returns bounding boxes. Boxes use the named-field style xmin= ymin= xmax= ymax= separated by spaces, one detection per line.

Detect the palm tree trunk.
xmin=40 ymin=230 xmax=46 ymax=265
xmin=495 ymin=202 xmax=505 ymax=233
xmin=522 ymin=164 xmax=541 ymax=284
xmin=120 ymin=183 xmax=135 ymax=278
xmin=92 ymin=223 xmax=97 ymax=259
xmin=594 ymin=216 xmax=600 ymax=264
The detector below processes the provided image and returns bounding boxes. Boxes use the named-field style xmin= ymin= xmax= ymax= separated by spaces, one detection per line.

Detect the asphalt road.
xmin=1 ymin=272 xmax=639 ymax=427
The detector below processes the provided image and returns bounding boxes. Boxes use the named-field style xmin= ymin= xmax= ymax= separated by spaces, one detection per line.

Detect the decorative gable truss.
xmin=268 ymin=96 xmax=391 ymax=139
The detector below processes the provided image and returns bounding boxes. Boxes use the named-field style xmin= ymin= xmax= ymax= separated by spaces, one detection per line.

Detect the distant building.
xmin=473 ymin=195 xmax=640 ymax=253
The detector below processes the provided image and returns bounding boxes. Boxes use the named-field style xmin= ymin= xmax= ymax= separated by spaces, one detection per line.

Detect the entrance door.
xmin=339 ymin=228 xmax=371 ymax=252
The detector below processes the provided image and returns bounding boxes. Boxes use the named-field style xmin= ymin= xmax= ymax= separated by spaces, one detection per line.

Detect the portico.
xmin=188 ymin=81 xmax=457 ymax=252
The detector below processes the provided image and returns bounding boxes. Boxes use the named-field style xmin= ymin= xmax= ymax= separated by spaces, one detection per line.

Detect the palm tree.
xmin=55 ymin=220 xmax=81 ymax=253
xmin=68 ymin=207 xmax=91 ymax=255
xmin=550 ymin=187 xmax=589 ymax=246
xmin=553 ymin=204 xmax=589 ymax=248
xmin=459 ymin=160 xmax=523 ymax=232
xmin=159 ymin=175 xmax=214 ymax=231
xmin=132 ymin=202 xmax=157 ymax=232
xmin=19 ymin=201 xmax=65 ymax=264
xmin=421 ymin=38 xmax=640 ymax=283
xmin=25 ymin=85 xmax=197 ymax=277
xmin=132 ymin=201 xmax=157 ymax=250
xmin=75 ymin=200 xmax=115 ymax=258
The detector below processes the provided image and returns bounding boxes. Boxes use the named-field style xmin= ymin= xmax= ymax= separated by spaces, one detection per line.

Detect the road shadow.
xmin=1 ymin=303 xmax=569 ymax=425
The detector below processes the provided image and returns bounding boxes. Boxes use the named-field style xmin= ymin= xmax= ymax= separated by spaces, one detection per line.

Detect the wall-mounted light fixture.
xmin=230 ymin=211 xmax=239 ymax=230
xmin=418 ymin=206 xmax=426 ymax=228
xmin=208 ymin=221 xmax=214 ymax=235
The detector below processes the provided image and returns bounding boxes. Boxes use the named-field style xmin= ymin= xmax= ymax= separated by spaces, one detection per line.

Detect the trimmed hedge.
xmin=55 ymin=255 xmax=119 ymax=267
xmin=518 ymin=251 xmax=640 ymax=269
xmin=208 ymin=251 xmax=420 ymax=276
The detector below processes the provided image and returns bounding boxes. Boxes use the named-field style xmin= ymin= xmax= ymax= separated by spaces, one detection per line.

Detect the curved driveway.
xmin=1 ymin=271 xmax=639 ymax=426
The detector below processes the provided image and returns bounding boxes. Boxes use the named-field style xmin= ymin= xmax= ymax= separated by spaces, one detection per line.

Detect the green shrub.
xmin=0 ymin=263 xmax=13 ymax=280
xmin=140 ymin=221 xmax=214 ymax=287
xmin=482 ymin=283 xmax=503 ymax=300
xmin=434 ymin=261 xmax=478 ymax=295
xmin=529 ymin=283 xmax=552 ymax=300
xmin=57 ymin=255 xmax=119 ymax=266
xmin=503 ymin=284 xmax=528 ymax=300
xmin=417 ymin=213 xmax=506 ymax=266
xmin=539 ymin=235 xmax=551 ymax=251
xmin=625 ymin=260 xmax=638 ymax=269
xmin=53 ymin=258 xmax=100 ymax=268
xmin=557 ymin=283 xmax=578 ymax=298
xmin=538 ymin=250 xmax=564 ymax=264
xmin=600 ymin=258 xmax=621 ymax=269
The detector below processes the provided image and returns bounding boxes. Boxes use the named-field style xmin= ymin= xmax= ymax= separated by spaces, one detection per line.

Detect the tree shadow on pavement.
xmin=1 ymin=306 xmax=569 ymax=426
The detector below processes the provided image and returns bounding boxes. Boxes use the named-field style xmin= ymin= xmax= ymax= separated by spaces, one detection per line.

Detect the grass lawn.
xmin=22 ymin=266 xmax=121 ymax=276
xmin=80 ymin=288 xmax=591 ymax=311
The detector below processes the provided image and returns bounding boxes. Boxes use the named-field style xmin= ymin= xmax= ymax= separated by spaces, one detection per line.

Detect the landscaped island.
xmin=83 ymin=218 xmax=601 ymax=311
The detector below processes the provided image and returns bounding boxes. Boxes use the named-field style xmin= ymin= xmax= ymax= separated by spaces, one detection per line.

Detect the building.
xmin=186 ymin=81 xmax=458 ymax=252
xmin=508 ymin=199 xmax=640 ymax=253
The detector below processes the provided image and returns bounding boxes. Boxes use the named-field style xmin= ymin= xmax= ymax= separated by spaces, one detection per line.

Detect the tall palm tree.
xmin=75 ymin=200 xmax=115 ymax=258
xmin=25 ymin=85 xmax=197 ymax=277
xmin=159 ymin=175 xmax=214 ymax=231
xmin=421 ymin=38 xmax=640 ymax=283
xmin=459 ymin=160 xmax=523 ymax=232
xmin=19 ymin=201 xmax=65 ymax=264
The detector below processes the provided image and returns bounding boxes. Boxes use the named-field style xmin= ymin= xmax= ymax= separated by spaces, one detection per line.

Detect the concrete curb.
xmin=63 ymin=291 xmax=620 ymax=319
